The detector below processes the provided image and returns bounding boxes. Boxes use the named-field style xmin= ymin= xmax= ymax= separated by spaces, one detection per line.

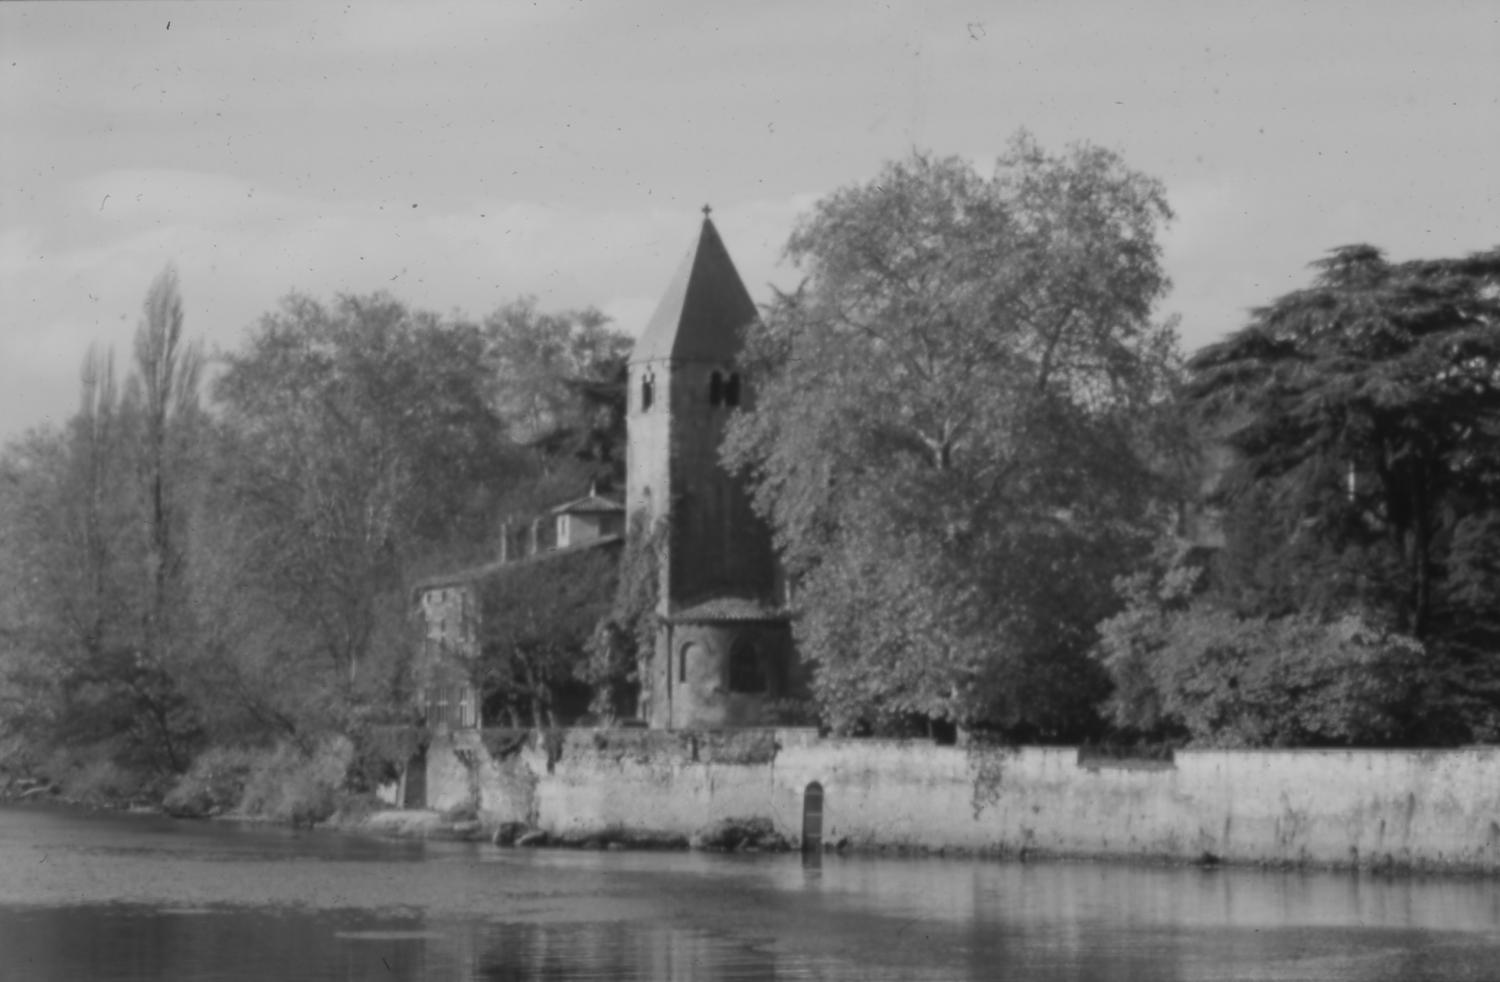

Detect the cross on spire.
xmin=702 ymin=203 xmax=713 ymax=218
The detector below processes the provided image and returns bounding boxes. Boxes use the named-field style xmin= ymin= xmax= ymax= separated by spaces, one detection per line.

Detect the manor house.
xmin=415 ymin=212 xmax=797 ymax=731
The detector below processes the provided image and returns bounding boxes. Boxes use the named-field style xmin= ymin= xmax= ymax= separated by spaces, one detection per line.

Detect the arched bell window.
xmin=709 ymin=371 xmax=724 ymax=407
xmin=641 ymin=373 xmax=655 ymax=412
xmin=725 ymin=372 xmax=742 ymax=407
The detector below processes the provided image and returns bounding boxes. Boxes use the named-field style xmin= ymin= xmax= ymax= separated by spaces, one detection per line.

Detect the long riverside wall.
xmin=424 ymin=728 xmax=1500 ymax=872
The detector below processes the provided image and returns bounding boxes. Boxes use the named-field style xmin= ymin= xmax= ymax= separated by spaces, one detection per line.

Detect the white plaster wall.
xmin=425 ymin=730 xmax=1500 ymax=870
xmin=773 ymin=741 xmax=1500 ymax=869
xmin=425 ymin=736 xmax=477 ymax=813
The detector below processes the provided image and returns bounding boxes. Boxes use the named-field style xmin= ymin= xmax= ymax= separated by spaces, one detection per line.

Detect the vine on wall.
xmin=586 ymin=510 xmax=666 ymax=720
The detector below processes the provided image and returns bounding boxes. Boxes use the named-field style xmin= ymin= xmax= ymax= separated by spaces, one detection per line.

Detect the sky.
xmin=2 ymin=1 xmax=1496 ymax=440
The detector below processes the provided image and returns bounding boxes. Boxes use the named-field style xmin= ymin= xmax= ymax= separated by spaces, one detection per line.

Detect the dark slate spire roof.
xmin=632 ymin=214 xmax=758 ymax=364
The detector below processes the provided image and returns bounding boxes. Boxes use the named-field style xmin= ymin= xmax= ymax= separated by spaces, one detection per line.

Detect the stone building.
xmin=414 ymin=211 xmax=797 ymax=730
xmin=628 ymin=212 xmax=796 ymax=728
xmin=413 ymin=514 xmax=624 ymax=731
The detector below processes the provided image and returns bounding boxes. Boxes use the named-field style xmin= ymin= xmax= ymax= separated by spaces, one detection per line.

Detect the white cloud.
xmin=0 ymin=167 xmax=821 ymax=434
xmin=318 ymin=3 xmax=581 ymax=54
xmin=74 ymin=170 xmax=303 ymax=227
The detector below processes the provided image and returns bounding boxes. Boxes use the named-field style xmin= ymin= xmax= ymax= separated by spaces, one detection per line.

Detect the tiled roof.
xmin=666 ymin=596 xmax=791 ymax=624
xmin=632 ymin=216 xmax=759 ymax=364
xmin=549 ymin=492 xmax=624 ymax=515
xmin=412 ymin=534 xmax=623 ymax=594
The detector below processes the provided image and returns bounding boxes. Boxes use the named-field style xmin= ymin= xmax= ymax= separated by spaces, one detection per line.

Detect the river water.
xmin=2 ymin=803 xmax=1498 ymax=981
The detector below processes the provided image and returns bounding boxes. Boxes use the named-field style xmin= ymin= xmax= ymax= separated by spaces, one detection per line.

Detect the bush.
xmin=237 ymin=736 xmax=355 ymax=825
xmin=45 ymin=743 xmax=163 ymax=806
xmin=692 ymin=816 xmax=789 ymax=852
xmin=163 ymin=746 xmax=259 ymax=817
xmin=347 ymin=724 xmax=426 ymax=793
xmin=1100 ymin=601 xmax=1436 ymax=747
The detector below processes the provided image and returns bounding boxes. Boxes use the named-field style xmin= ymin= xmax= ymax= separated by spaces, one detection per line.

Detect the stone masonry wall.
xmin=427 ymin=728 xmax=1500 ymax=871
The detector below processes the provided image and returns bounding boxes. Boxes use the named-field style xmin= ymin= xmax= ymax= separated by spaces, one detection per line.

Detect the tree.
xmin=1184 ymin=245 xmax=1500 ymax=739
xmin=126 ymin=268 xmax=206 ymax=768
xmin=0 ymin=342 xmax=197 ymax=776
xmin=131 ymin=267 xmax=203 ymax=637
xmin=213 ymin=293 xmax=517 ymax=708
xmin=724 ymin=136 xmax=1183 ymax=737
xmin=478 ymin=299 xmax=632 ymax=561
xmin=1095 ymin=538 xmax=1440 ymax=747
xmin=483 ymin=298 xmax=631 ymax=484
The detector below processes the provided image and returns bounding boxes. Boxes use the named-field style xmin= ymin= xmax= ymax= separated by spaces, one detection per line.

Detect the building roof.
xmin=549 ymin=490 xmax=625 ymax=516
xmin=412 ymin=534 xmax=623 ymax=594
xmin=632 ymin=214 xmax=759 ymax=364
xmin=665 ymin=595 xmax=792 ymax=624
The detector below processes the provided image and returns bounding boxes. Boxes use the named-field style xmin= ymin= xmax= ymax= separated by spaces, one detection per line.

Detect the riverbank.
xmin=339 ymin=805 xmax=789 ymax=855
xmin=12 ymin=729 xmax=1500 ymax=875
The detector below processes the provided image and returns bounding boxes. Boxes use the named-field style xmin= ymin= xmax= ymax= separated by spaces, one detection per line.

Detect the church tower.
xmin=627 ymin=210 xmax=795 ymax=729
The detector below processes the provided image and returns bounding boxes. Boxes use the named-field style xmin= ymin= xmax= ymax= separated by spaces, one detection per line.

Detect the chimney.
xmin=499 ymin=521 xmax=510 ymax=563
xmin=530 ymin=518 xmax=541 ymax=557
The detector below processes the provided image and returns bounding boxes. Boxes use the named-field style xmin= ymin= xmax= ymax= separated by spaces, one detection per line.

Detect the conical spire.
xmin=632 ymin=212 xmax=758 ymax=364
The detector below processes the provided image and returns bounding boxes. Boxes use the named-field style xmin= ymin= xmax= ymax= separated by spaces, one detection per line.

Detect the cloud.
xmin=0 ymin=167 xmax=820 ymax=435
xmin=75 ymin=171 xmax=304 ymax=227
xmin=319 ymin=3 xmax=582 ymax=54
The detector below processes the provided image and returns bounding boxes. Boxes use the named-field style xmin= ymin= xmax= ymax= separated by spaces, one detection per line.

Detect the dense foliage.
xmin=1101 ymin=245 xmax=1500 ymax=745
xmin=477 ymin=546 xmax=619 ymax=728
xmin=1096 ymin=541 xmax=1439 ymax=746
xmin=0 ymin=272 xmax=631 ymax=793
xmin=724 ymin=136 xmax=1184 ymax=737
xmin=0 ymin=271 xmax=205 ymax=780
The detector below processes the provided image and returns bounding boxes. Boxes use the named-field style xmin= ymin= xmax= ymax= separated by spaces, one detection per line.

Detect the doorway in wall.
xmin=401 ymin=750 xmax=427 ymax=809
xmin=802 ymin=781 xmax=824 ymax=854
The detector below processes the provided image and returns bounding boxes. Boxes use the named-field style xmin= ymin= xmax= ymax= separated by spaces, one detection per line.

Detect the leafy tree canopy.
xmin=1095 ymin=538 xmax=1448 ymax=747
xmin=1187 ymin=245 xmax=1500 ymax=654
xmin=212 ymin=293 xmax=518 ymax=694
xmin=1097 ymin=245 xmax=1500 ymax=747
xmin=476 ymin=546 xmax=619 ymax=728
xmin=483 ymin=297 xmax=631 ymax=485
xmin=724 ymin=135 xmax=1184 ymax=737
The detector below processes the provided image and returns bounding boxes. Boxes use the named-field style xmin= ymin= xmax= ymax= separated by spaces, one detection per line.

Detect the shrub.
xmin=163 ymin=746 xmax=259 ymax=817
xmin=1100 ymin=601 xmax=1435 ymax=747
xmin=45 ymin=742 xmax=163 ymax=806
xmin=237 ymin=736 xmax=354 ymax=825
xmin=347 ymin=724 xmax=426 ymax=793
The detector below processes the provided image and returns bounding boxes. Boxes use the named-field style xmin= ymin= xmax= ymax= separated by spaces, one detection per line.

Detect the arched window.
xmin=641 ymin=373 xmax=655 ymax=412
xmin=728 ymin=638 xmax=767 ymax=694
xmin=725 ymin=373 xmax=742 ymax=407
xmin=709 ymin=371 xmax=724 ymax=407
xmin=802 ymin=782 xmax=824 ymax=855
xmin=679 ymin=642 xmax=700 ymax=684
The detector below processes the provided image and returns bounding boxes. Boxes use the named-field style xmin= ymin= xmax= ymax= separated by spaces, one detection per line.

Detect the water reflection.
xmin=2 ymin=804 xmax=1499 ymax=981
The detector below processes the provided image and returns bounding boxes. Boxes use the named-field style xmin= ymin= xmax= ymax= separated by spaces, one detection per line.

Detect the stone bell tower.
xmin=627 ymin=208 xmax=794 ymax=729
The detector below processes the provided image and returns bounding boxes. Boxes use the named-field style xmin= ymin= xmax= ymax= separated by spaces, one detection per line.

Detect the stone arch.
xmin=802 ymin=781 xmax=824 ymax=854
xmin=679 ymin=640 xmax=701 ymax=685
